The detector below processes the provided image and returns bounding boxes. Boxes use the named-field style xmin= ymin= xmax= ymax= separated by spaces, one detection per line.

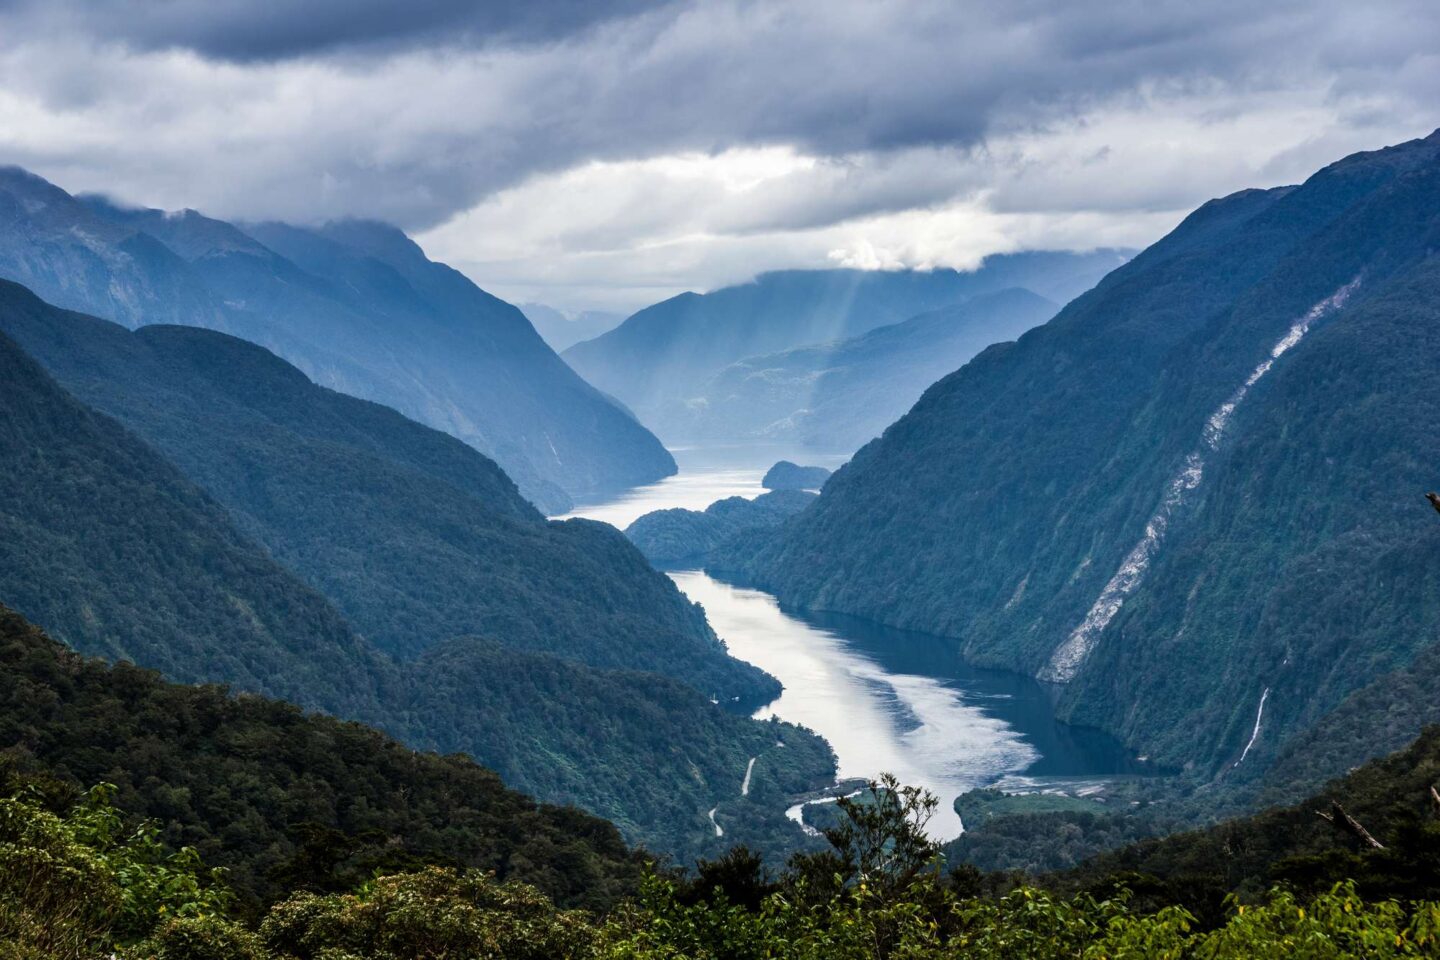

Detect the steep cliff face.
xmin=725 ymin=131 xmax=1440 ymax=780
xmin=0 ymin=166 xmax=675 ymax=512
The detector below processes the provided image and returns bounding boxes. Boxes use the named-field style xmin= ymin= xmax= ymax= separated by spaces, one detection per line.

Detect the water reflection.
xmin=671 ymin=571 xmax=1148 ymax=840
xmin=799 ymin=606 xmax=1153 ymax=780
xmin=562 ymin=455 xmax=1149 ymax=842
xmin=553 ymin=444 xmax=847 ymax=529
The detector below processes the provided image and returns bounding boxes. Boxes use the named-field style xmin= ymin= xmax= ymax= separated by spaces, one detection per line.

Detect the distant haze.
xmin=564 ymin=251 xmax=1127 ymax=447
xmin=519 ymin=303 xmax=626 ymax=352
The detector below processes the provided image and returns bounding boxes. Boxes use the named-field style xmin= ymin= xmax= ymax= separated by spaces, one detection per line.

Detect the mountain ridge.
xmin=0 ymin=165 xmax=675 ymax=512
xmin=562 ymin=252 xmax=1129 ymax=444
xmin=0 ymin=280 xmax=769 ymax=699
xmin=0 ymin=281 xmax=833 ymax=861
xmin=671 ymin=287 xmax=1058 ymax=449
xmin=714 ymin=130 xmax=1440 ymax=789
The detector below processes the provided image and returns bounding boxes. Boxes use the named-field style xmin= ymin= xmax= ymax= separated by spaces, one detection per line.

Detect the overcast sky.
xmin=1 ymin=0 xmax=1436 ymax=313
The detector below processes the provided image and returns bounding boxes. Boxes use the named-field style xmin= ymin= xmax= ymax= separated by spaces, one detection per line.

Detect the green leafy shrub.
xmin=260 ymin=866 xmax=599 ymax=960
xmin=0 ymin=784 xmax=228 ymax=957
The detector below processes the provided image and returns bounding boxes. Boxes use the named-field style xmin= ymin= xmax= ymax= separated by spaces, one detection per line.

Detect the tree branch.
xmin=1315 ymin=801 xmax=1384 ymax=849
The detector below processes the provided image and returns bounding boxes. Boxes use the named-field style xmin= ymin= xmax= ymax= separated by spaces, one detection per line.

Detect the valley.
xmin=564 ymin=452 xmax=1152 ymax=840
xmin=3 ymin=13 xmax=1440 ymax=949
xmin=556 ymin=444 xmax=849 ymax=528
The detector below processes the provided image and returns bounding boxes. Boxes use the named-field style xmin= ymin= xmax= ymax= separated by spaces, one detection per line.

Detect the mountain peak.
xmin=727 ymin=131 xmax=1440 ymax=787
xmin=314 ymin=218 xmax=428 ymax=267
xmin=0 ymin=163 xmax=676 ymax=511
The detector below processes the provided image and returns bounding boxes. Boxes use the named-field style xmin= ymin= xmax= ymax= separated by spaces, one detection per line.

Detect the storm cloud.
xmin=0 ymin=0 xmax=1436 ymax=309
xmin=0 ymin=0 xmax=677 ymax=60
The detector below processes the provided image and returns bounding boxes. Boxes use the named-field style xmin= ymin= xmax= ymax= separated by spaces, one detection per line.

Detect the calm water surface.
xmin=559 ymin=454 xmax=1146 ymax=840
xmin=555 ymin=444 xmax=848 ymax=529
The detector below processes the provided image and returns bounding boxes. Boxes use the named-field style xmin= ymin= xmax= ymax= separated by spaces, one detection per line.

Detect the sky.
xmin=1 ymin=0 xmax=1436 ymax=313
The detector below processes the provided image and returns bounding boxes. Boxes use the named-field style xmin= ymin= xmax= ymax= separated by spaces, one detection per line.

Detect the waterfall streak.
xmin=1235 ymin=687 xmax=1270 ymax=766
xmin=1041 ymin=279 xmax=1360 ymax=682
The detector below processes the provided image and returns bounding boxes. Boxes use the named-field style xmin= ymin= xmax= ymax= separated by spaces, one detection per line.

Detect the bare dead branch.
xmin=1315 ymin=801 xmax=1384 ymax=849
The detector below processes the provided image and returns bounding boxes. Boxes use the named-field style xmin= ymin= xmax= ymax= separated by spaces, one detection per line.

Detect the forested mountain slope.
xmin=672 ymin=287 xmax=1057 ymax=449
xmin=0 ymin=280 xmax=771 ymax=701
xmin=0 ymin=604 xmax=642 ymax=916
xmin=563 ymin=252 xmax=1127 ymax=442
xmin=625 ymin=490 xmax=817 ymax=568
xmin=0 ymin=299 xmax=833 ymax=859
xmin=1055 ymin=725 xmax=1440 ymax=921
xmin=723 ymin=130 xmax=1440 ymax=785
xmin=0 ymin=166 xmax=674 ymax=511
xmin=0 ymin=325 xmax=388 ymax=717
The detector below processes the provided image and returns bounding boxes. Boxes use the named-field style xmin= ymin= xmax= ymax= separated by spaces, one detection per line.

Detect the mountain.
xmin=0 ymin=603 xmax=642 ymax=916
xmin=762 ymin=462 xmax=833 ymax=491
xmin=1058 ymin=726 xmax=1440 ymax=918
xmin=0 ymin=319 xmax=388 ymax=718
xmin=562 ymin=252 xmax=1127 ymax=443
xmin=719 ymin=131 xmax=1440 ymax=791
xmin=950 ymin=724 xmax=1440 ymax=925
xmin=0 ymin=288 xmax=834 ymax=859
xmin=625 ymin=490 xmax=816 ymax=568
xmin=0 ymin=280 xmax=771 ymax=700
xmin=0 ymin=166 xmax=675 ymax=512
xmin=520 ymin=302 xmax=626 ymax=351
xmin=676 ymin=288 xmax=1057 ymax=449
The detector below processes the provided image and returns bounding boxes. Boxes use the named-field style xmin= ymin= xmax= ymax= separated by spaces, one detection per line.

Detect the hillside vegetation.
xmin=0 ymin=166 xmax=675 ymax=511
xmin=721 ymin=131 xmax=1440 ymax=792
xmin=7 ymin=704 xmax=1440 ymax=958
xmin=625 ymin=491 xmax=816 ymax=568
xmin=0 ymin=605 xmax=642 ymax=917
xmin=0 ymin=304 xmax=833 ymax=862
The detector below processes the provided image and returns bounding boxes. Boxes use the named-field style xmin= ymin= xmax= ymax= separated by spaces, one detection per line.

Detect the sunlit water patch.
xmin=672 ymin=571 xmax=1147 ymax=840
xmin=560 ymin=454 xmax=1150 ymax=841
xmin=554 ymin=444 xmax=848 ymax=529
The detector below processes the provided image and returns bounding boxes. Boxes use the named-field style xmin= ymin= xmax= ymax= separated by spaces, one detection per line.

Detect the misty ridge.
xmin=2 ymin=2 xmax=1440 ymax=958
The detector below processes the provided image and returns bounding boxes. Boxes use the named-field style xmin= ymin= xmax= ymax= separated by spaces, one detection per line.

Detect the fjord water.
xmin=556 ymin=444 xmax=849 ymax=528
xmin=672 ymin=571 xmax=1147 ymax=838
xmin=561 ymin=452 xmax=1144 ymax=840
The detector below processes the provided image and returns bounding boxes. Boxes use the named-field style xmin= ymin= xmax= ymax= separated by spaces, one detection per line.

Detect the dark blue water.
xmin=558 ymin=452 xmax=1153 ymax=840
xmin=798 ymin=605 xmax=1154 ymax=780
xmin=672 ymin=571 xmax=1153 ymax=838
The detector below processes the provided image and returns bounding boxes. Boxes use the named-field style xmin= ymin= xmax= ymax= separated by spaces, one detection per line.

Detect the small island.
xmin=626 ymin=490 xmax=817 ymax=567
xmin=762 ymin=460 xmax=833 ymax=491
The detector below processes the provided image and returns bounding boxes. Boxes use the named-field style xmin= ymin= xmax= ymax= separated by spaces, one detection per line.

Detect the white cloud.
xmin=0 ymin=0 xmax=1436 ymax=311
xmin=418 ymin=81 xmax=1435 ymax=311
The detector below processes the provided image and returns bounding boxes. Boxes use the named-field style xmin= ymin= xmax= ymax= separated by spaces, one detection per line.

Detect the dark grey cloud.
xmin=0 ymin=0 xmax=1435 ymax=309
xmin=0 ymin=0 xmax=676 ymax=60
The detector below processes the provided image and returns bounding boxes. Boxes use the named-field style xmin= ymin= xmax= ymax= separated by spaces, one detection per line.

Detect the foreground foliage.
xmin=0 ymin=786 xmax=229 ymax=959
xmin=946 ymin=722 xmax=1440 ymax=931
xmin=7 ymin=772 xmax=1440 ymax=960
